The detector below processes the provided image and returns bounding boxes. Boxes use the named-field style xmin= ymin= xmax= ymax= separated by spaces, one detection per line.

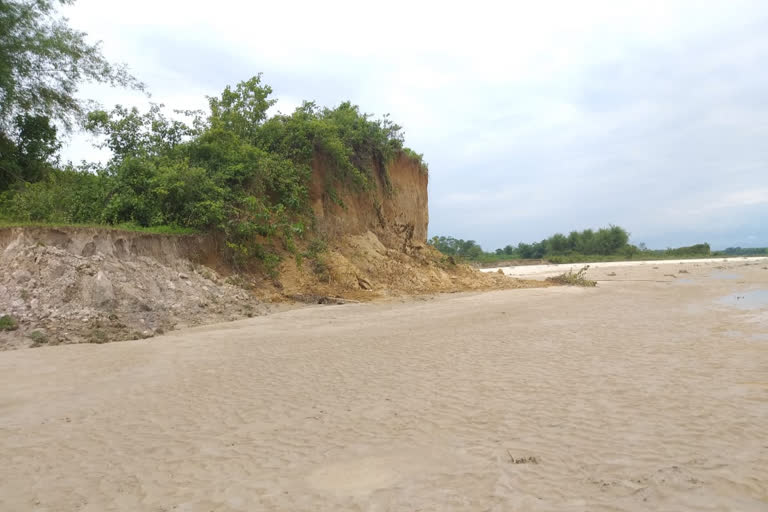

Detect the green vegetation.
xmin=0 ymin=0 xmax=142 ymax=190
xmin=28 ymin=330 xmax=48 ymax=347
xmin=429 ymin=226 xmax=715 ymax=264
xmin=0 ymin=219 xmax=197 ymax=235
xmin=430 ymin=226 xmax=634 ymax=262
xmin=715 ymin=247 xmax=768 ymax=257
xmin=546 ymin=266 xmax=597 ymax=287
xmin=0 ymin=3 xmax=427 ymax=271
xmin=514 ymin=226 xmax=631 ymax=259
xmin=427 ymin=236 xmax=484 ymax=260
xmin=0 ymin=314 xmax=18 ymax=331
xmin=662 ymin=243 xmax=711 ymax=258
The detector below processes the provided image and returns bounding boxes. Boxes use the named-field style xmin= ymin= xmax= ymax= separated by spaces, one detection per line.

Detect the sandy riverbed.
xmin=1 ymin=259 xmax=767 ymax=511
xmin=481 ymin=255 xmax=768 ymax=278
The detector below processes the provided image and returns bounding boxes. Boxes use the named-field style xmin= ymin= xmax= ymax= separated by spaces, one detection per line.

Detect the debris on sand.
xmin=546 ymin=266 xmax=597 ymax=287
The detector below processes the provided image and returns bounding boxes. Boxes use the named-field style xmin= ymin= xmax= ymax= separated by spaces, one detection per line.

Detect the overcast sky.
xmin=62 ymin=0 xmax=768 ymax=250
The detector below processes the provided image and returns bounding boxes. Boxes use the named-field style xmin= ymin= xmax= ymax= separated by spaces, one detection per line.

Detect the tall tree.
xmin=0 ymin=0 xmax=141 ymax=131
xmin=0 ymin=0 xmax=141 ymax=188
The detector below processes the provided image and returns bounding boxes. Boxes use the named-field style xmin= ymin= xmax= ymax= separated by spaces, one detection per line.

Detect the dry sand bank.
xmin=0 ymin=259 xmax=767 ymax=511
xmin=482 ymin=256 xmax=768 ymax=279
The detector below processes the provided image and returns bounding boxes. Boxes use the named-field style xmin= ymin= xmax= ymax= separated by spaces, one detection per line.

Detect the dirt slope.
xmin=310 ymin=153 xmax=429 ymax=247
xmin=0 ymin=227 xmax=269 ymax=349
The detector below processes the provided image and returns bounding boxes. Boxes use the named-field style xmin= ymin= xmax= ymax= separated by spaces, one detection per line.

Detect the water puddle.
xmin=677 ymin=278 xmax=695 ymax=284
xmin=717 ymin=289 xmax=768 ymax=309
xmin=710 ymin=272 xmax=743 ymax=280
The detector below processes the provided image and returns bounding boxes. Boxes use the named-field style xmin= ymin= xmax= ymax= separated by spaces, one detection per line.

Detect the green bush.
xmin=665 ymin=243 xmax=710 ymax=257
xmin=28 ymin=330 xmax=47 ymax=347
xmin=0 ymin=315 xmax=18 ymax=331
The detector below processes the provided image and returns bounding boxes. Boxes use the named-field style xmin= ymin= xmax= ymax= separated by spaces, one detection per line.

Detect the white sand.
xmin=1 ymin=259 xmax=767 ymax=511
xmin=482 ymin=256 xmax=768 ymax=278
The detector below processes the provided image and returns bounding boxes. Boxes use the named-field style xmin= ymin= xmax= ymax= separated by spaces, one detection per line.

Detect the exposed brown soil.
xmin=274 ymin=231 xmax=546 ymax=301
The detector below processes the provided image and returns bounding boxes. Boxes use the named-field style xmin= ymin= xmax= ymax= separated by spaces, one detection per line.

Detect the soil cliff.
xmin=310 ymin=153 xmax=428 ymax=250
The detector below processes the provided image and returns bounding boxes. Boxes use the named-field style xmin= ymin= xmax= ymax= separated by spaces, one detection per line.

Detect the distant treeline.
xmin=714 ymin=247 xmax=768 ymax=256
xmin=429 ymin=226 xmax=715 ymax=263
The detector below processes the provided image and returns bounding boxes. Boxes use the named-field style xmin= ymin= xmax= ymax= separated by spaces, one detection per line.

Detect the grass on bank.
xmin=0 ymin=219 xmax=198 ymax=236
xmin=0 ymin=315 xmax=18 ymax=331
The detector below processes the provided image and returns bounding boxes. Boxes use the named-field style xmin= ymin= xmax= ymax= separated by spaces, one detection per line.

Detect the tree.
xmin=0 ymin=0 xmax=142 ymax=131
xmin=85 ymin=103 xmax=201 ymax=161
xmin=549 ymin=232 xmax=568 ymax=254
xmin=458 ymin=239 xmax=483 ymax=259
xmin=0 ymin=0 xmax=141 ymax=190
xmin=517 ymin=242 xmax=534 ymax=258
xmin=428 ymin=235 xmax=484 ymax=260
xmin=0 ymin=114 xmax=60 ymax=188
xmin=208 ymin=74 xmax=275 ymax=142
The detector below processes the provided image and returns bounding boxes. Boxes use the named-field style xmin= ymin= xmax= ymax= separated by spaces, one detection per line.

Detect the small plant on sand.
xmin=546 ymin=266 xmax=597 ymax=287
xmin=89 ymin=329 xmax=109 ymax=344
xmin=28 ymin=330 xmax=48 ymax=347
xmin=0 ymin=315 xmax=18 ymax=331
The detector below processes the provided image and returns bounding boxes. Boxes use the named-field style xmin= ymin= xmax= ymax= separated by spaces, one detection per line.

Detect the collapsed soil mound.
xmin=277 ymin=231 xmax=544 ymax=301
xmin=0 ymin=228 xmax=266 ymax=349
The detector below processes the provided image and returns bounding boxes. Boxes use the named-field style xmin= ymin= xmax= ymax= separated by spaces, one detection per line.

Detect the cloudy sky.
xmin=62 ymin=0 xmax=768 ymax=250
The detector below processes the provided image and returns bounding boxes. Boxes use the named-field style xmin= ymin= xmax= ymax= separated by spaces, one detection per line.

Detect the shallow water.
xmin=717 ymin=289 xmax=768 ymax=309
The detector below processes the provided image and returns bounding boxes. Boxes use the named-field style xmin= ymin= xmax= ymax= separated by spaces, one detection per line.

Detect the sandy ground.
xmin=482 ymin=256 xmax=768 ymax=279
xmin=1 ymin=260 xmax=767 ymax=511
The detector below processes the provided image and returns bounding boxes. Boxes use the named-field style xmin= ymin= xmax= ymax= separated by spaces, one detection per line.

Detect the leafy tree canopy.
xmin=0 ymin=0 xmax=142 ymax=133
xmin=1 ymin=0 xmax=141 ymax=190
